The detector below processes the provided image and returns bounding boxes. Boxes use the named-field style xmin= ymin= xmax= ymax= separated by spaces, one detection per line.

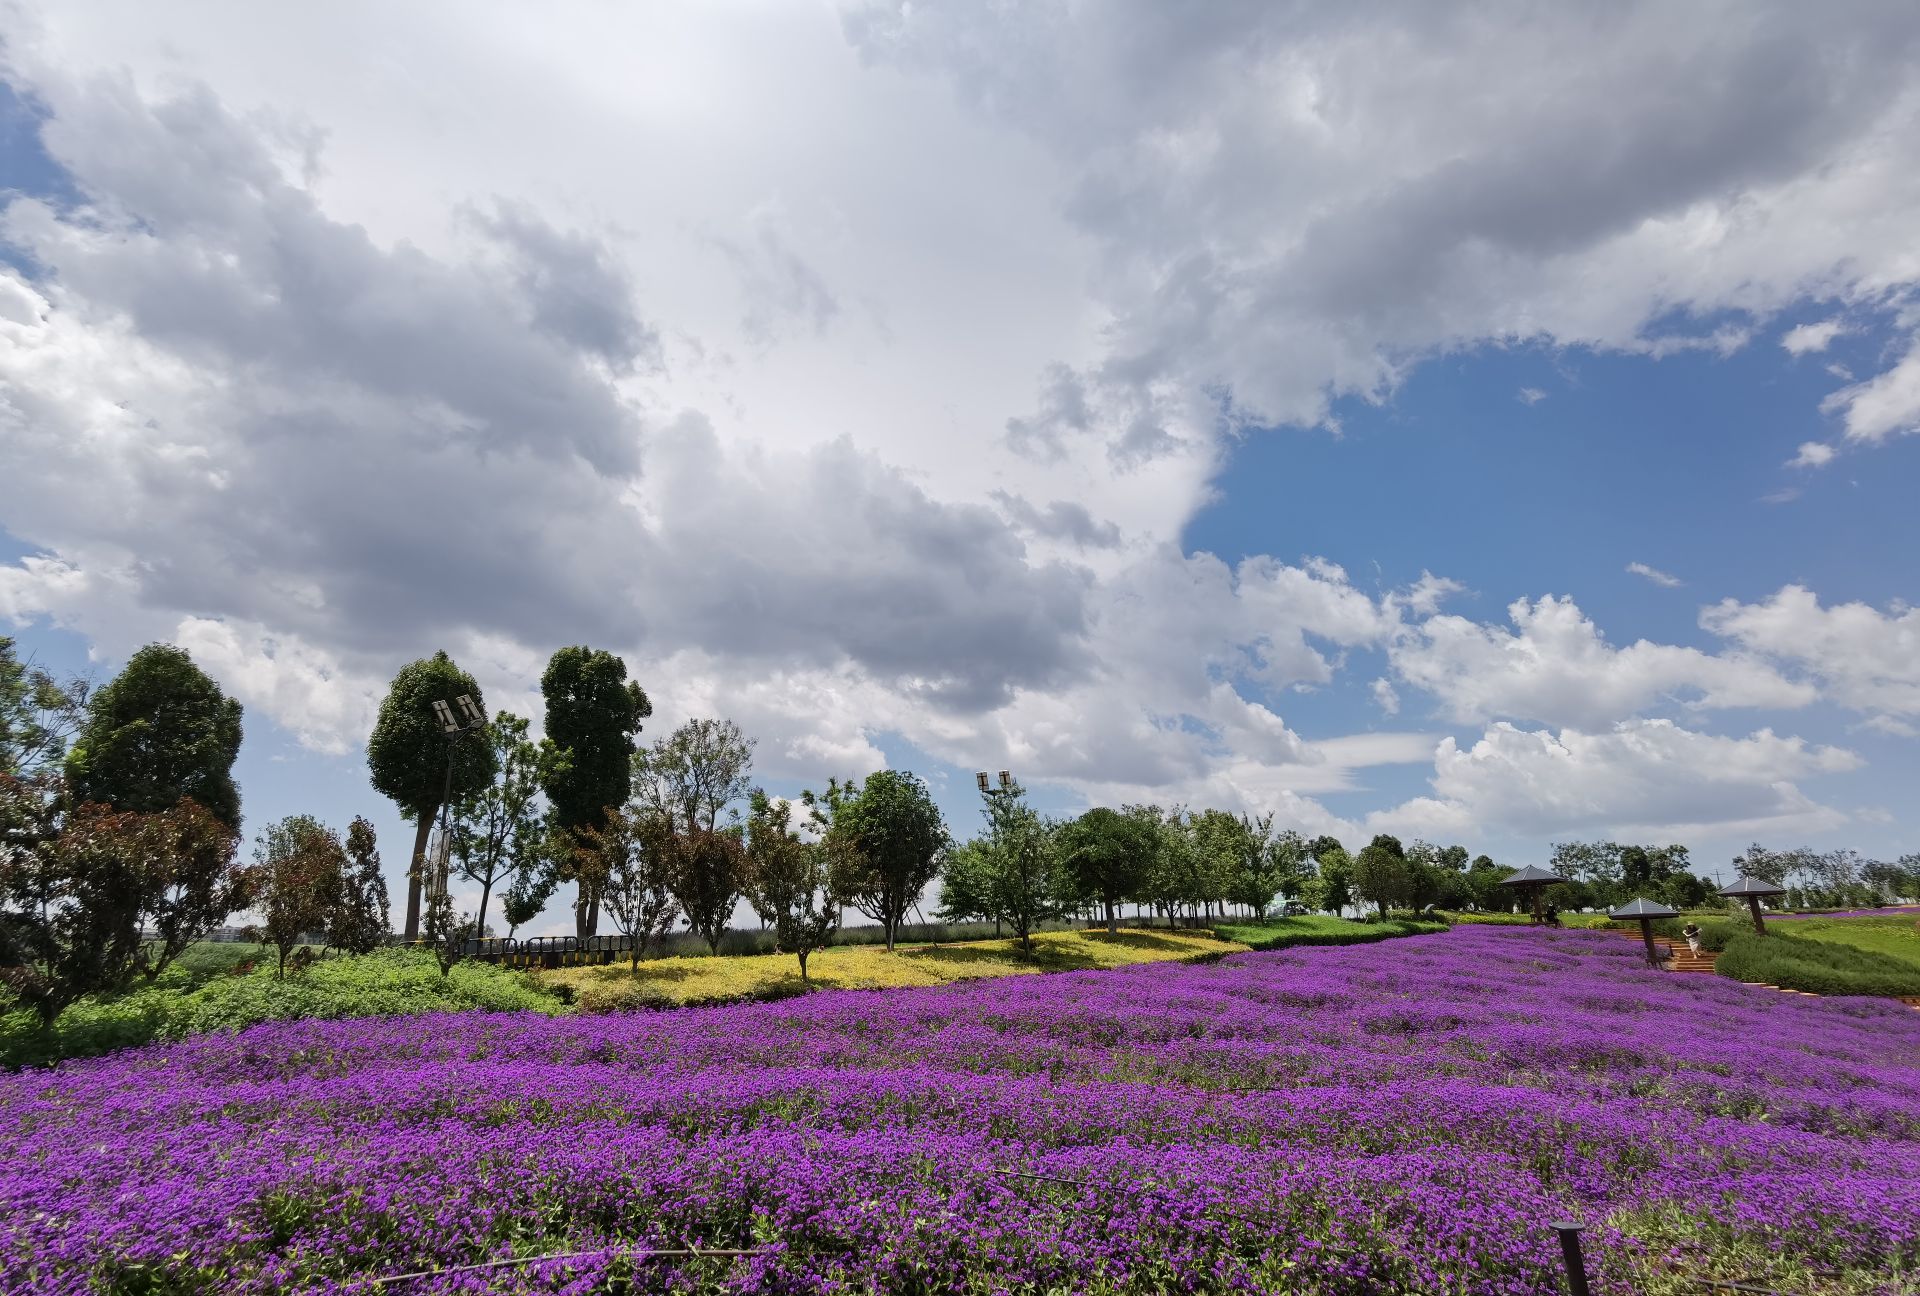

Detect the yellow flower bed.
xmin=538 ymin=927 xmax=1247 ymax=1012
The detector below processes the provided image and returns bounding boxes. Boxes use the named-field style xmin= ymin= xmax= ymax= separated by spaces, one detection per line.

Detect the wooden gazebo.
xmin=1499 ymin=865 xmax=1567 ymax=925
xmin=1719 ymin=875 xmax=1787 ymax=936
xmin=1609 ymin=896 xmax=1680 ymax=967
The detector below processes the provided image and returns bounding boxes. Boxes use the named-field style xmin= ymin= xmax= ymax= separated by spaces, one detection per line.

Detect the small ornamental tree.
xmin=329 ymin=817 xmax=391 ymax=954
xmin=1313 ymin=844 xmax=1355 ymax=916
xmin=500 ymin=862 xmax=558 ymax=939
xmin=934 ymin=838 xmax=992 ymax=927
xmin=1056 ymin=806 xmax=1157 ymax=932
xmin=366 ymin=651 xmax=496 ymax=941
xmin=575 ymin=806 xmax=679 ymax=969
xmin=65 ymin=643 xmax=243 ymax=828
xmin=248 ymin=816 xmax=346 ymax=979
xmin=449 ymin=712 xmax=548 ymax=941
xmin=131 ymin=798 xmax=246 ymax=979
xmin=665 ymin=827 xmax=750 ymax=955
xmin=1223 ymin=813 xmax=1296 ymax=922
xmin=747 ymin=791 xmax=840 ymax=983
xmin=1353 ymin=839 xmax=1413 ymax=919
xmin=827 ymin=770 xmax=946 ymax=952
xmin=976 ymin=780 xmax=1060 ymax=952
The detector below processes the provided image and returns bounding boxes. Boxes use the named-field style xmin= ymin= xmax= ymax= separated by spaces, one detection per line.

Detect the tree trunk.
xmin=1105 ymin=899 xmax=1117 ymax=934
xmin=403 ymin=814 xmax=433 ymax=941
xmin=476 ymin=874 xmax=495 ymax=947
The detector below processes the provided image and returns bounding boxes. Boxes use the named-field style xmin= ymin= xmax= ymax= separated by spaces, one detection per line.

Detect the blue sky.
xmin=4 ymin=2 xmax=1919 ymax=932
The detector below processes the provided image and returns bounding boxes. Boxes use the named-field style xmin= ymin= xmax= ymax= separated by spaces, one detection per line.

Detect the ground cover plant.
xmin=6 ymin=926 xmax=1918 ymax=1294
xmin=1714 ymin=925 xmax=1920 ymax=998
xmin=540 ymin=926 xmax=1241 ymax=1011
xmin=0 ymin=947 xmax=564 ymax=1068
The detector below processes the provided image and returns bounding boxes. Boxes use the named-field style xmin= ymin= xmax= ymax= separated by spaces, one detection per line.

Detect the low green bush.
xmin=1212 ymin=915 xmax=1447 ymax=952
xmin=1643 ymin=916 xmax=1739 ymax=952
xmin=1714 ymin=930 xmax=1920 ymax=997
xmin=1 ymin=948 xmax=567 ymax=1069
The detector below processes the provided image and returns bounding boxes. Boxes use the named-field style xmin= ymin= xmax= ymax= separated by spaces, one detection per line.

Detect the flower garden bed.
xmin=3 ymin=926 xmax=1915 ymax=1293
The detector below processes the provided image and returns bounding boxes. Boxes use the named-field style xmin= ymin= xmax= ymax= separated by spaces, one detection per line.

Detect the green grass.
xmin=540 ymin=927 xmax=1246 ymax=1012
xmin=1210 ymin=914 xmax=1448 ymax=951
xmin=1771 ymin=914 xmax=1920 ymax=962
xmin=1443 ymin=910 xmax=1613 ymax=929
xmin=1714 ymin=927 xmax=1920 ymax=997
xmin=1 ymin=948 xmax=567 ymax=1069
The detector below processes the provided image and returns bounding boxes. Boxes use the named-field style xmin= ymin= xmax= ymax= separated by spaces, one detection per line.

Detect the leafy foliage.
xmin=449 ymin=712 xmax=548 ymax=940
xmin=574 ymin=805 xmax=679 ymax=969
xmin=745 ymin=791 xmax=840 ymax=982
xmin=812 ymin=769 xmax=945 ymax=951
xmin=65 ymin=643 xmax=242 ymax=828
xmin=246 ymin=816 xmax=346 ymax=978
xmin=539 ymin=646 xmax=650 ymax=935
xmin=329 ymin=817 xmax=391 ymax=955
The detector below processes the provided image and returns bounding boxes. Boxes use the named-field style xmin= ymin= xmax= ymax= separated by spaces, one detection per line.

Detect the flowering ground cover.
xmin=4 ymin=927 xmax=1917 ymax=1295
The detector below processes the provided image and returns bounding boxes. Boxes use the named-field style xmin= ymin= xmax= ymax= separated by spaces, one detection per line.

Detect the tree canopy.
xmin=65 ymin=643 xmax=242 ymax=829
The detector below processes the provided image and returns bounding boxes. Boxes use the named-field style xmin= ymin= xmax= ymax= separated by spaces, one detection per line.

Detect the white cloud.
xmin=1626 ymin=561 xmax=1683 ymax=588
xmin=1703 ymin=585 xmax=1920 ymax=720
xmin=1516 ymin=386 xmax=1547 ymax=405
xmin=1823 ymin=339 xmax=1920 ymax=444
xmin=1781 ymin=318 xmax=1847 ymax=355
xmin=1786 ymin=441 xmax=1837 ymax=468
xmin=1759 ymin=487 xmax=1803 ymax=504
xmin=1390 ymin=595 xmax=1816 ymax=729
xmin=1372 ymin=719 xmax=1858 ymax=841
xmin=1370 ymin=677 xmax=1401 ymax=715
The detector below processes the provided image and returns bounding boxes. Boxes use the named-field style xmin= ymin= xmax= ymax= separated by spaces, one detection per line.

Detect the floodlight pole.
xmin=423 ymin=695 xmax=487 ymax=940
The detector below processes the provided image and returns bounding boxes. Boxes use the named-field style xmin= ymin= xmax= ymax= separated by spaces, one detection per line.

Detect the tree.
xmin=247 ymin=816 xmax=346 ymax=979
xmin=65 ymin=643 xmax=242 ymax=828
xmin=366 ymin=651 xmax=496 ymax=941
xmin=934 ymin=838 xmax=993 ymax=926
xmin=823 ymin=769 xmax=947 ymax=951
xmin=1223 ymin=815 xmax=1302 ymax=921
xmin=129 ymin=799 xmax=246 ymax=979
xmin=500 ymin=862 xmax=558 ymax=939
xmin=665 ymin=827 xmax=750 ymax=955
xmin=975 ymin=780 xmax=1060 ymax=951
xmin=746 ymin=791 xmax=840 ymax=983
xmin=1352 ymin=842 xmax=1412 ymax=918
xmin=1437 ymin=844 xmax=1471 ymax=872
xmin=575 ymin=805 xmax=678 ymax=969
xmin=0 ymin=637 xmax=90 ymax=777
xmin=449 ymin=712 xmax=548 ymax=942
xmin=1056 ymin=806 xmax=1157 ymax=932
xmin=540 ymin=647 xmax=651 ymax=936
xmin=1314 ymin=845 xmax=1355 ymax=916
xmin=330 ymin=817 xmax=391 ymax=954
xmin=1185 ymin=810 xmax=1243 ymax=920
xmin=0 ymin=797 xmax=244 ymax=1024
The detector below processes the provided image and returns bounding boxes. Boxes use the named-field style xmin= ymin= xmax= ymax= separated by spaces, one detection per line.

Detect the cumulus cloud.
xmin=1786 ymin=441 xmax=1837 ymax=468
xmin=1703 ymin=585 xmax=1920 ymax=720
xmin=1781 ymin=318 xmax=1847 ymax=355
xmin=1390 ymin=595 xmax=1816 ymax=729
xmin=1823 ymin=339 xmax=1920 ymax=444
xmin=1626 ymin=561 xmax=1683 ymax=588
xmin=1373 ymin=719 xmax=1858 ymax=841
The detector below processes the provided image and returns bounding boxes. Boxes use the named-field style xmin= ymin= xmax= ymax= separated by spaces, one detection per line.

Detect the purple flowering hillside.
xmin=5 ymin=927 xmax=1917 ymax=1293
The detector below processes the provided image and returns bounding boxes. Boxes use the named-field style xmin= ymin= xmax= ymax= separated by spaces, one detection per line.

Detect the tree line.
xmin=8 ymin=634 xmax=1919 ymax=1018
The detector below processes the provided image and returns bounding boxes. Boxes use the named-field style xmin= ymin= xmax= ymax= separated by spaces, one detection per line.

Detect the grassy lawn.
xmin=1772 ymin=913 xmax=1920 ymax=964
xmin=538 ymin=927 xmax=1244 ymax=1011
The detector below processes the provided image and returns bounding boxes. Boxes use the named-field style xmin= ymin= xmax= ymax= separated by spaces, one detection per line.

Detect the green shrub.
xmin=1643 ymin=916 xmax=1738 ymax=952
xmin=1212 ymin=915 xmax=1446 ymax=952
xmin=1 ymin=948 xmax=567 ymax=1069
xmin=1714 ymin=931 xmax=1920 ymax=997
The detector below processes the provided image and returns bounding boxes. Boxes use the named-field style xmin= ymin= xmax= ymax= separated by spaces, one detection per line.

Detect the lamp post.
xmin=975 ymin=769 xmax=1013 ymax=797
xmin=424 ymin=694 xmax=487 ymax=938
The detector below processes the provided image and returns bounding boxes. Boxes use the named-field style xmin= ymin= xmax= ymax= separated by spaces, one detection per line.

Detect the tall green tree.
xmin=366 ymin=651 xmax=496 ymax=941
xmin=1313 ymin=844 xmax=1354 ymax=916
xmin=934 ymin=838 xmax=994 ymax=927
xmin=1057 ymin=806 xmax=1157 ymax=932
xmin=65 ymin=643 xmax=242 ymax=828
xmin=819 ymin=769 xmax=946 ymax=951
xmin=1223 ymin=814 xmax=1303 ymax=922
xmin=539 ymin=646 xmax=650 ymax=936
xmin=449 ymin=711 xmax=548 ymax=941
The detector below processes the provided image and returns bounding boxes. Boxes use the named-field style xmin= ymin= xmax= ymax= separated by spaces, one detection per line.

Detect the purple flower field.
xmin=4 ymin=928 xmax=1918 ymax=1294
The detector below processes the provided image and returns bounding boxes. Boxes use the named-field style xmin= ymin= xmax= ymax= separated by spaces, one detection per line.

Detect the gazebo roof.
xmin=1498 ymin=865 xmax=1566 ymax=888
xmin=1719 ymin=875 xmax=1787 ymax=898
xmin=1609 ymin=897 xmax=1680 ymax=920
